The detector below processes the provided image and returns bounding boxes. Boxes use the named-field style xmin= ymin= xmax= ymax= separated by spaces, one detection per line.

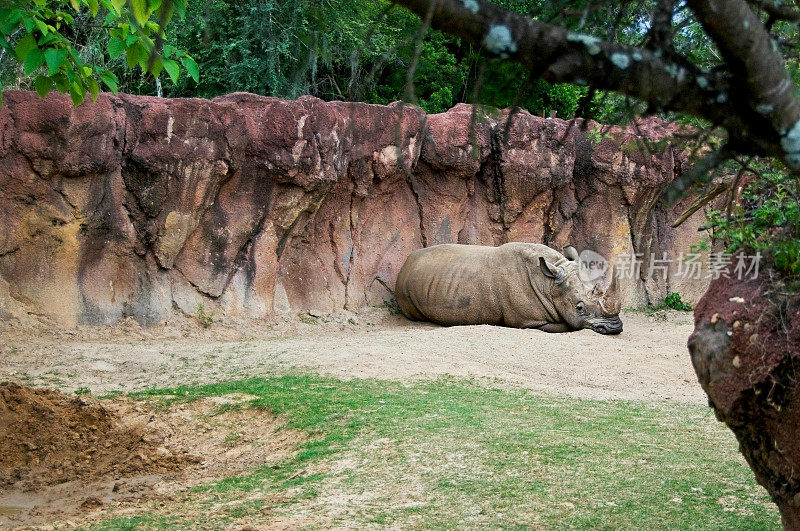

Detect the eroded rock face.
xmin=689 ymin=265 xmax=800 ymax=528
xmin=0 ymin=90 xmax=712 ymax=326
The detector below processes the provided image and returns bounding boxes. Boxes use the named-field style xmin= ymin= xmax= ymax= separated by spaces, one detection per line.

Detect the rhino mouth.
xmin=589 ymin=316 xmax=623 ymax=335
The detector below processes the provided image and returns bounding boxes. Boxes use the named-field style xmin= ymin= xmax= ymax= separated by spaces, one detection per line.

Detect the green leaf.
xmin=125 ymin=32 xmax=138 ymax=45
xmin=162 ymin=44 xmax=174 ymax=58
xmin=34 ymin=19 xmax=50 ymax=35
xmin=23 ymin=47 xmax=44 ymax=75
xmin=126 ymin=42 xmax=142 ymax=68
xmin=69 ymin=81 xmax=85 ymax=105
xmin=173 ymin=0 xmax=186 ymax=19
xmin=130 ymin=0 xmax=149 ymax=26
xmin=34 ymin=75 xmax=52 ymax=98
xmin=2 ymin=9 xmax=24 ymax=34
xmin=99 ymin=70 xmax=118 ymax=93
xmin=44 ymin=48 xmax=67 ymax=76
xmin=87 ymin=77 xmax=100 ymax=101
xmin=69 ymin=0 xmax=79 ymax=10
xmin=107 ymin=37 xmax=125 ymax=58
xmin=110 ymin=0 xmax=125 ymax=15
xmin=149 ymin=57 xmax=163 ymax=78
xmin=180 ymin=55 xmax=198 ymax=83
xmin=162 ymin=57 xmax=179 ymax=83
xmin=15 ymin=33 xmax=36 ymax=61
xmin=88 ymin=0 xmax=98 ymax=16
xmin=53 ymin=73 xmax=70 ymax=92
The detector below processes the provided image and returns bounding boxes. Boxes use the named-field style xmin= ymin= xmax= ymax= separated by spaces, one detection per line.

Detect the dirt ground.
xmin=0 ymin=308 xmax=703 ymax=404
xmin=0 ymin=385 xmax=303 ymax=527
xmin=0 ymin=308 xmax=717 ymax=527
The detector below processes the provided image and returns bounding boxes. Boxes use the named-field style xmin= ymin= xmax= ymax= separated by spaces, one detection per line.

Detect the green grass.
xmin=94 ymin=375 xmax=779 ymax=529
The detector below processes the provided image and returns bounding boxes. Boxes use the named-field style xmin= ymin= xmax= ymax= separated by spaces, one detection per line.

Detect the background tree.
xmin=0 ymin=0 xmax=197 ymax=105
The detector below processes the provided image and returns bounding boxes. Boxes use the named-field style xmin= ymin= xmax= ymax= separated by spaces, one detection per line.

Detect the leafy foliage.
xmin=662 ymin=292 xmax=693 ymax=312
xmin=707 ymin=162 xmax=800 ymax=278
xmin=2 ymin=0 xmax=614 ymax=117
xmin=642 ymin=292 xmax=693 ymax=314
xmin=0 ymin=0 xmax=197 ymax=105
xmin=196 ymin=303 xmax=214 ymax=328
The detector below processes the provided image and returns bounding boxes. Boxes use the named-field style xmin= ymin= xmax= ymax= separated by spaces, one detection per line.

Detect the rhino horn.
xmin=601 ymin=267 xmax=622 ymax=315
xmin=564 ymin=246 xmax=580 ymax=262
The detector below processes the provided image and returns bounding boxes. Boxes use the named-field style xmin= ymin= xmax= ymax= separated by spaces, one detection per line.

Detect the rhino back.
xmin=395 ymin=244 xmax=506 ymax=326
xmin=396 ymin=243 xmax=567 ymax=328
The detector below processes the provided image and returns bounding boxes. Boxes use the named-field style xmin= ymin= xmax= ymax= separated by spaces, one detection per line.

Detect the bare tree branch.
xmin=665 ymin=142 xmax=734 ymax=202
xmin=672 ymin=175 xmax=737 ymax=227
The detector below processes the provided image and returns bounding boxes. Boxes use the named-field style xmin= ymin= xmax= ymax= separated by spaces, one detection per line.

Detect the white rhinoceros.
xmin=395 ymin=243 xmax=622 ymax=334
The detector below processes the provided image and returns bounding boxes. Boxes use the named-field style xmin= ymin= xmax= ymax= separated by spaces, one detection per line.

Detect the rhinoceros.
xmin=394 ymin=242 xmax=622 ymax=334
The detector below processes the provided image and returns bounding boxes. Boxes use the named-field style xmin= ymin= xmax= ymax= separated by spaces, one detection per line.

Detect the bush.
xmin=663 ymin=292 xmax=692 ymax=312
xmin=706 ymin=161 xmax=800 ymax=280
xmin=197 ymin=304 xmax=214 ymax=328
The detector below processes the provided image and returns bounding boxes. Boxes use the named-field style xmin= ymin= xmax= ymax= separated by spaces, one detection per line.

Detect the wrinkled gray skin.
xmin=395 ymin=242 xmax=623 ymax=334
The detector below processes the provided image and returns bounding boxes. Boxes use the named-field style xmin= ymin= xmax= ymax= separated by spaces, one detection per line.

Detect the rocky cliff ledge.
xmin=689 ymin=265 xmax=800 ymax=527
xmin=0 ymin=91 xmax=710 ymax=326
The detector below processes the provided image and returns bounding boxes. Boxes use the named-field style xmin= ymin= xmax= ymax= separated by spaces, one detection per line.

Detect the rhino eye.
xmin=577 ymin=301 xmax=585 ymax=313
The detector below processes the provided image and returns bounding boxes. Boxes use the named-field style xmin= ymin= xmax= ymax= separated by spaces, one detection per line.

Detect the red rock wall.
xmin=0 ymin=91 xmax=712 ymax=326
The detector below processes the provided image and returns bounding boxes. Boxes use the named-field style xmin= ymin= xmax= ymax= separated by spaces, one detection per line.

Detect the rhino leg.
xmin=533 ymin=322 xmax=573 ymax=333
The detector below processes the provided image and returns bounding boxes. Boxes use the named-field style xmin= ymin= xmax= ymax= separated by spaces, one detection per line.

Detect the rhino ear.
xmin=539 ymin=257 xmax=562 ymax=280
xmin=564 ymin=246 xmax=580 ymax=262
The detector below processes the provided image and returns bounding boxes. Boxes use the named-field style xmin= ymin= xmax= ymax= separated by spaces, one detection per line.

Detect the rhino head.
xmin=538 ymin=246 xmax=623 ymax=335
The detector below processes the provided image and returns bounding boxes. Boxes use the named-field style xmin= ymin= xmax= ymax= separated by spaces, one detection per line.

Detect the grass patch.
xmin=108 ymin=375 xmax=780 ymax=528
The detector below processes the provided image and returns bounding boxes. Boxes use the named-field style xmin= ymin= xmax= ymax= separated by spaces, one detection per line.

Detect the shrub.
xmin=663 ymin=292 xmax=692 ymax=312
xmin=197 ymin=304 xmax=214 ymax=328
xmin=706 ymin=161 xmax=800 ymax=280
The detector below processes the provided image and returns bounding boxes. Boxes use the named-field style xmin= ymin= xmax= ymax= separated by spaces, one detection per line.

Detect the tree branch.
xmin=747 ymin=0 xmax=800 ymax=23
xmin=687 ymin=0 xmax=800 ymax=150
xmin=390 ymin=0 xmax=800 ymax=167
xmin=648 ymin=0 xmax=676 ymax=52
xmin=672 ymin=176 xmax=736 ymax=227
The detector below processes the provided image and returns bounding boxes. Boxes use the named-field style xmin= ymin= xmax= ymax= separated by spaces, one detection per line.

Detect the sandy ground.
xmin=0 ymin=308 xmax=704 ymax=404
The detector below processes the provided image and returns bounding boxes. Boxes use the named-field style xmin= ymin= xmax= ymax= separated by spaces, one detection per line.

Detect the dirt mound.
xmin=0 ymin=384 xmax=305 ymax=528
xmin=0 ymin=381 xmax=193 ymax=490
